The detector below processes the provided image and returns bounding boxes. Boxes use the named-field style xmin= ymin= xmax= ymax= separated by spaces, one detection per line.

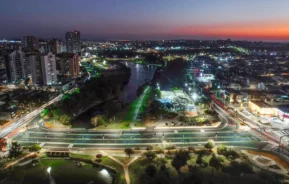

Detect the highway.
xmin=8 ymin=83 xmax=269 ymax=150
xmin=12 ymin=113 xmax=267 ymax=149
xmin=0 ymin=88 xmax=79 ymax=140
xmin=0 ymin=94 xmax=63 ymax=139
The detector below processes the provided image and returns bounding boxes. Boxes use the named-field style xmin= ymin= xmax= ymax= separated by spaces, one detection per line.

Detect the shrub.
xmin=217 ymin=145 xmax=239 ymax=160
xmin=143 ymin=151 xmax=156 ymax=160
xmin=204 ymin=140 xmax=215 ymax=150
xmin=146 ymin=145 xmax=154 ymax=151
xmin=188 ymin=146 xmax=195 ymax=153
xmin=166 ymin=145 xmax=176 ymax=150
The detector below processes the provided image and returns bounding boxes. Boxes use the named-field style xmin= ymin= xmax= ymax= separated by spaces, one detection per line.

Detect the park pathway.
xmin=101 ymin=150 xmax=143 ymax=184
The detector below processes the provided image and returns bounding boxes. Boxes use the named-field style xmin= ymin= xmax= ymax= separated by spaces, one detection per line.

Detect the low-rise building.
xmin=248 ymin=100 xmax=275 ymax=116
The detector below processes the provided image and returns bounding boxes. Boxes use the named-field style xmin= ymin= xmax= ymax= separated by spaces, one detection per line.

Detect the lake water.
xmin=123 ymin=62 xmax=156 ymax=102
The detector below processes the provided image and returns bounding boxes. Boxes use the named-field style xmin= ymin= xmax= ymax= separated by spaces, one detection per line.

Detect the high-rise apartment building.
xmin=57 ymin=53 xmax=80 ymax=78
xmin=22 ymin=36 xmax=39 ymax=51
xmin=29 ymin=55 xmax=43 ymax=85
xmin=65 ymin=31 xmax=81 ymax=53
xmin=39 ymin=39 xmax=49 ymax=54
xmin=4 ymin=50 xmax=30 ymax=83
xmin=49 ymin=38 xmax=60 ymax=54
xmin=70 ymin=54 xmax=80 ymax=78
xmin=41 ymin=52 xmax=57 ymax=85
xmin=60 ymin=40 xmax=67 ymax=53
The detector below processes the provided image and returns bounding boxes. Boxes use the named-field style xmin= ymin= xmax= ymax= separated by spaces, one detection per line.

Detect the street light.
xmin=47 ymin=167 xmax=52 ymax=174
xmin=192 ymin=93 xmax=197 ymax=101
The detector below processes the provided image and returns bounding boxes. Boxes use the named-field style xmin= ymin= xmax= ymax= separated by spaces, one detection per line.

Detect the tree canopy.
xmin=171 ymin=149 xmax=191 ymax=171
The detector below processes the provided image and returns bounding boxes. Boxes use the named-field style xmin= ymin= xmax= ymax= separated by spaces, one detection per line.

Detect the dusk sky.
xmin=1 ymin=0 xmax=289 ymax=41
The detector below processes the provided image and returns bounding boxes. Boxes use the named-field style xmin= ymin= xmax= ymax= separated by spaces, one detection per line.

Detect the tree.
xmin=209 ymin=154 xmax=222 ymax=178
xmin=143 ymin=151 xmax=156 ymax=160
xmin=172 ymin=149 xmax=190 ymax=172
xmin=150 ymin=101 xmax=162 ymax=117
xmin=145 ymin=164 xmax=157 ymax=178
xmin=41 ymin=108 xmax=50 ymax=118
xmin=124 ymin=148 xmax=134 ymax=158
xmin=146 ymin=145 xmax=154 ymax=151
xmin=59 ymin=114 xmax=72 ymax=125
xmin=9 ymin=141 xmax=22 ymax=158
xmin=204 ymin=140 xmax=215 ymax=151
xmin=91 ymin=115 xmax=106 ymax=127
xmin=155 ymin=157 xmax=167 ymax=167
xmin=0 ymin=159 xmax=7 ymax=178
xmin=188 ymin=146 xmax=195 ymax=153
xmin=196 ymin=155 xmax=203 ymax=168
xmin=155 ymin=146 xmax=165 ymax=154
xmin=29 ymin=144 xmax=41 ymax=152
xmin=52 ymin=108 xmax=61 ymax=121
xmin=160 ymin=164 xmax=170 ymax=178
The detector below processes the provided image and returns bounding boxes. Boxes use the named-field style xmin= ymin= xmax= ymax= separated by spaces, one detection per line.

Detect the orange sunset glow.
xmin=175 ymin=21 xmax=289 ymax=40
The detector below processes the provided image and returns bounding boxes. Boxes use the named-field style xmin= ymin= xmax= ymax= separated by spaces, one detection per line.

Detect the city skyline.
xmin=1 ymin=0 xmax=289 ymax=41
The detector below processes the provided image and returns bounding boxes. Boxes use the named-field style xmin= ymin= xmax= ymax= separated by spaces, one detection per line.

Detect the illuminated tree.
xmin=204 ymin=140 xmax=215 ymax=151
xmin=124 ymin=148 xmax=134 ymax=158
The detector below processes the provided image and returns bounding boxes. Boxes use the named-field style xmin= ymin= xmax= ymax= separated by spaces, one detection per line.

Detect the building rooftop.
xmin=250 ymin=100 xmax=272 ymax=108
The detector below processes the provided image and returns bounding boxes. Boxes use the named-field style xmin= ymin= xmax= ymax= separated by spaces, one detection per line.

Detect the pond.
xmin=6 ymin=159 xmax=114 ymax=184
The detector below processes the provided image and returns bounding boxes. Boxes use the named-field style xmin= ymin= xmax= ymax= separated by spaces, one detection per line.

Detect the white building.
xmin=8 ymin=50 xmax=30 ymax=82
xmin=41 ymin=52 xmax=57 ymax=85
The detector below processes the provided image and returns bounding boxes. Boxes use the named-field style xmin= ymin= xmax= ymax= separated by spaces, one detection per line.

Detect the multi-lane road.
xmin=0 ymin=94 xmax=63 ymax=139
xmin=1 ymin=86 xmax=271 ymax=152
xmin=12 ymin=111 xmax=266 ymax=150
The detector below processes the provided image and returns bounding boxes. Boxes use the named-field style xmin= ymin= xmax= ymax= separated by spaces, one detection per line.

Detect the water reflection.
xmin=123 ymin=62 xmax=156 ymax=102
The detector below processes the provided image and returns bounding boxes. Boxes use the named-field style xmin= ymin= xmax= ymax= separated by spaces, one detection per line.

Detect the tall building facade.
xmin=65 ymin=31 xmax=81 ymax=53
xmin=29 ymin=55 xmax=43 ymax=85
xmin=5 ymin=50 xmax=30 ymax=83
xmin=49 ymin=38 xmax=60 ymax=54
xmin=41 ymin=52 xmax=57 ymax=85
xmin=39 ymin=39 xmax=49 ymax=54
xmin=70 ymin=54 xmax=80 ymax=78
xmin=57 ymin=53 xmax=80 ymax=78
xmin=22 ymin=36 xmax=39 ymax=51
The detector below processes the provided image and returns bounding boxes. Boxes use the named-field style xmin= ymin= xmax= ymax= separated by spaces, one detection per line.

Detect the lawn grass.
xmin=129 ymin=157 xmax=151 ymax=184
xmin=8 ymin=159 xmax=110 ymax=184
xmin=69 ymin=153 xmax=94 ymax=160
xmin=125 ymin=86 xmax=152 ymax=122
xmin=114 ymin=156 xmax=133 ymax=164
xmin=95 ymin=122 xmax=131 ymax=129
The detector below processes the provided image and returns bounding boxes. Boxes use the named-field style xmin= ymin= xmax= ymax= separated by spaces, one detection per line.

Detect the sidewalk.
xmin=101 ymin=150 xmax=143 ymax=184
xmin=155 ymin=121 xmax=221 ymax=130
